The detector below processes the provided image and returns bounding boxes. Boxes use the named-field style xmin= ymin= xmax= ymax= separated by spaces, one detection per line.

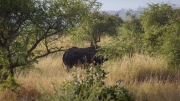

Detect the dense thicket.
xmin=140 ymin=3 xmax=180 ymax=67
xmin=106 ymin=3 xmax=180 ymax=68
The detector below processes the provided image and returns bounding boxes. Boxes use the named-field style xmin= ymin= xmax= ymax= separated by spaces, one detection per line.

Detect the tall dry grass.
xmin=105 ymin=53 xmax=180 ymax=101
xmin=15 ymin=55 xmax=85 ymax=101
xmin=1 ymin=36 xmax=180 ymax=101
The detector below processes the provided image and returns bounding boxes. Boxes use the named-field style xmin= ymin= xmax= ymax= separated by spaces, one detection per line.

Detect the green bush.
xmin=139 ymin=3 xmax=180 ymax=67
xmin=113 ymin=3 xmax=180 ymax=68
xmin=41 ymin=66 xmax=132 ymax=101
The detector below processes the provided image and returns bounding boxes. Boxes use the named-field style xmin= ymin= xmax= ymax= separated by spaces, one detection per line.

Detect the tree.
xmin=140 ymin=3 xmax=174 ymax=53
xmin=71 ymin=11 xmax=123 ymax=46
xmin=98 ymin=11 xmax=145 ymax=59
xmin=120 ymin=12 xmax=144 ymax=54
xmin=0 ymin=0 xmax=100 ymax=81
xmin=161 ymin=8 xmax=180 ymax=67
xmin=140 ymin=3 xmax=180 ymax=67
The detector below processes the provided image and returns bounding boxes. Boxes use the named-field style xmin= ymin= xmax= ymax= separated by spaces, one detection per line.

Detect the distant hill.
xmin=103 ymin=3 xmax=180 ymax=19
xmin=102 ymin=6 xmax=145 ymax=19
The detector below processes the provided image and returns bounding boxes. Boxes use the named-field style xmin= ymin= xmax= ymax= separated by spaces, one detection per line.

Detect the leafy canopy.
xmin=71 ymin=11 xmax=123 ymax=46
xmin=0 ymin=0 xmax=100 ymax=80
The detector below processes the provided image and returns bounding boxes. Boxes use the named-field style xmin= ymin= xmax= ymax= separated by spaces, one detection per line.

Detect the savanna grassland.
xmin=1 ymin=1 xmax=180 ymax=101
xmin=1 ymin=37 xmax=180 ymax=101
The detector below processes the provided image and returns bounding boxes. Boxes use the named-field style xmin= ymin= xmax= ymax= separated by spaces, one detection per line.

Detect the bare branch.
xmin=26 ymin=26 xmax=61 ymax=60
xmin=29 ymin=46 xmax=64 ymax=63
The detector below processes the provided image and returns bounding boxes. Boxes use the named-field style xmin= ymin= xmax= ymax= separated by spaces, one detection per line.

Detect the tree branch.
xmin=29 ymin=46 xmax=64 ymax=63
xmin=26 ymin=27 xmax=61 ymax=60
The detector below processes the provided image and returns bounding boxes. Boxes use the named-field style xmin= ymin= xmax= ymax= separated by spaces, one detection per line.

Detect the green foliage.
xmin=140 ymin=3 xmax=180 ymax=67
xmin=0 ymin=0 xmax=99 ymax=82
xmin=0 ymin=0 xmax=102 ymax=92
xmin=102 ymin=13 xmax=144 ymax=59
xmin=0 ymin=66 xmax=21 ymax=92
xmin=161 ymin=15 xmax=180 ymax=68
xmin=40 ymin=66 xmax=132 ymax=101
xmin=102 ymin=3 xmax=180 ymax=68
xmin=0 ymin=76 xmax=20 ymax=92
xmin=70 ymin=11 xmax=123 ymax=46
xmin=96 ymin=44 xmax=124 ymax=59
xmin=141 ymin=3 xmax=173 ymax=28
xmin=100 ymin=85 xmax=132 ymax=101
xmin=167 ymin=36 xmax=180 ymax=68
xmin=120 ymin=13 xmax=144 ymax=54
xmin=140 ymin=3 xmax=175 ymax=53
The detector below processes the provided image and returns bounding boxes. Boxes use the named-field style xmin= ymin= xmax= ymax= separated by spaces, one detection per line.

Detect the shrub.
xmin=41 ymin=66 xmax=132 ymax=101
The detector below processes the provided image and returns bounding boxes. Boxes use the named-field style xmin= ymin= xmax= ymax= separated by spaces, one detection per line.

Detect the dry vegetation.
xmin=1 ymin=37 xmax=180 ymax=101
xmin=105 ymin=54 xmax=180 ymax=101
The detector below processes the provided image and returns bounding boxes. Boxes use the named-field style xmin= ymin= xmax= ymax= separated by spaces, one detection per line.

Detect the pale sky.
xmin=97 ymin=0 xmax=180 ymax=10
